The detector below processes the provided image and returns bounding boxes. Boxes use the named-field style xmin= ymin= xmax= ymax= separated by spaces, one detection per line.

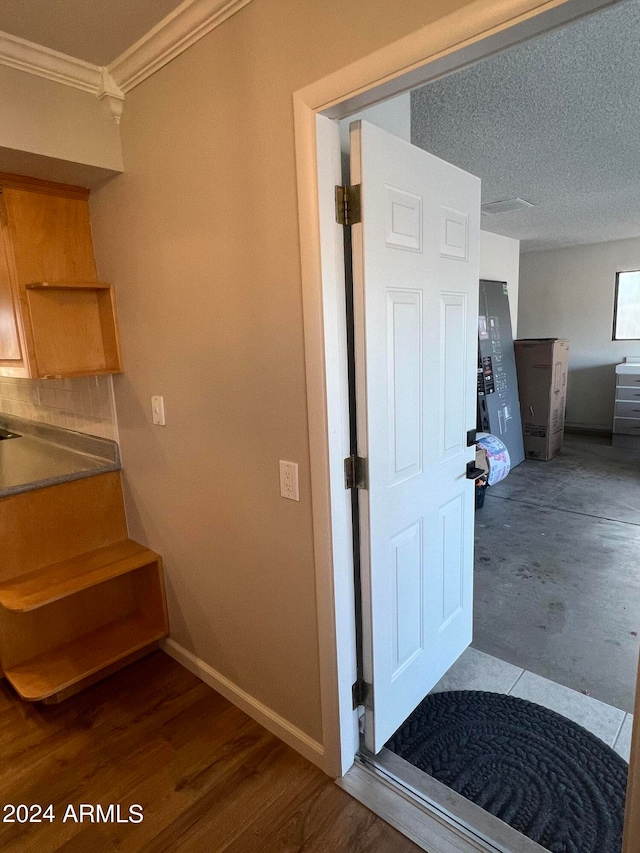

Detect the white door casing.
xmin=350 ymin=120 xmax=481 ymax=753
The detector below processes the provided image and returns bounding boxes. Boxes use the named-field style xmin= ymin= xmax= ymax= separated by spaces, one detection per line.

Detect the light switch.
xmin=279 ymin=460 xmax=299 ymax=501
xmin=151 ymin=395 xmax=165 ymax=426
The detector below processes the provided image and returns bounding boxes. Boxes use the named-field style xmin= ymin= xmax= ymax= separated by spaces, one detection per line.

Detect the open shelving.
xmin=5 ymin=612 xmax=166 ymax=702
xmin=25 ymin=281 xmax=122 ymax=378
xmin=0 ymin=512 xmax=168 ymax=703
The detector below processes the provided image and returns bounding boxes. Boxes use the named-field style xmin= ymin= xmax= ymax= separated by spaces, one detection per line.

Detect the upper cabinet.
xmin=0 ymin=174 xmax=122 ymax=379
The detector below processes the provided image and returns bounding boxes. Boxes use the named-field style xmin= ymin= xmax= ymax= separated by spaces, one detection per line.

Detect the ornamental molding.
xmin=108 ymin=0 xmax=253 ymax=94
xmin=0 ymin=0 xmax=253 ymax=121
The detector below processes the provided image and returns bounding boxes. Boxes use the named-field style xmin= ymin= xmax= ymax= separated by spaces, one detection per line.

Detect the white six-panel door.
xmin=350 ymin=121 xmax=481 ymax=753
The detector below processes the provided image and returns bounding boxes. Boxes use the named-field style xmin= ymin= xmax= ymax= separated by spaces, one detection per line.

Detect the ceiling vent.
xmin=481 ymin=197 xmax=535 ymax=215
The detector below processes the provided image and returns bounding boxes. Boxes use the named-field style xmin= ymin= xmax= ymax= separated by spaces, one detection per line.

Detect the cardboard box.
xmin=514 ymin=339 xmax=569 ymax=461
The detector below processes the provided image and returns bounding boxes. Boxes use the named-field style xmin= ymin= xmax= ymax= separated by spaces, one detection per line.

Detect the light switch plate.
xmin=151 ymin=395 xmax=165 ymax=426
xmin=279 ymin=460 xmax=299 ymax=501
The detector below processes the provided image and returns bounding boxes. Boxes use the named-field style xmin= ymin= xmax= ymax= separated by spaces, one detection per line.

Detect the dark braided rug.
xmin=385 ymin=691 xmax=628 ymax=853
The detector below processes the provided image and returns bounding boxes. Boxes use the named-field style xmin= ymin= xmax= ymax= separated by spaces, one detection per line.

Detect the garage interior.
xmin=335 ymin=0 xmax=640 ymax=787
xmin=338 ymin=9 xmax=640 ymax=849
xmin=441 ymin=436 xmax=638 ymax=761
xmin=401 ymin=0 xmax=640 ymax=765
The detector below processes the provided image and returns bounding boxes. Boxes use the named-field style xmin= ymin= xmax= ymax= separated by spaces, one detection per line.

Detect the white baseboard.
xmin=161 ymin=637 xmax=325 ymax=770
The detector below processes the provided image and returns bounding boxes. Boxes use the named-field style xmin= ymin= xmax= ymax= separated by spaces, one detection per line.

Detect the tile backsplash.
xmin=0 ymin=376 xmax=118 ymax=440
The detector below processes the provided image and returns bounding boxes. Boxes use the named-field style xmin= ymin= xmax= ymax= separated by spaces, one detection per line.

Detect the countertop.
xmin=0 ymin=415 xmax=120 ymax=498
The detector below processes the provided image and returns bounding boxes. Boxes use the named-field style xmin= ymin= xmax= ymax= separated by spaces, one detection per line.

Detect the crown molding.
xmin=0 ymin=29 xmax=101 ymax=93
xmin=0 ymin=0 xmax=252 ymax=121
xmin=97 ymin=68 xmax=126 ymax=124
xmin=0 ymin=30 xmax=125 ymax=123
xmin=107 ymin=0 xmax=254 ymax=93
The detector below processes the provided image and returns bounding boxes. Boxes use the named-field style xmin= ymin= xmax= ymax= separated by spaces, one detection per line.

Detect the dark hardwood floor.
xmin=0 ymin=651 xmax=419 ymax=852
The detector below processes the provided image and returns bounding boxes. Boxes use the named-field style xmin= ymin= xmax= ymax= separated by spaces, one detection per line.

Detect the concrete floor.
xmin=473 ymin=435 xmax=640 ymax=714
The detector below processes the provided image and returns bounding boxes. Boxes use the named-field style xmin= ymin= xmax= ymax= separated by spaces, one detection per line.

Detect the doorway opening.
xmin=327 ymin=1 xmax=639 ymax=850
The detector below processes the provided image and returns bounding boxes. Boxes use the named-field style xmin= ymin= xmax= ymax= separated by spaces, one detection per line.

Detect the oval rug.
xmin=385 ymin=690 xmax=628 ymax=853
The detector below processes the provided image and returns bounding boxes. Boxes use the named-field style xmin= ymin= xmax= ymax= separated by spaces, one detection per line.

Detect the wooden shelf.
xmin=39 ymin=368 xmax=122 ymax=379
xmin=0 ymin=539 xmax=160 ymax=612
xmin=0 ymin=476 xmax=169 ymax=704
xmin=26 ymin=284 xmax=122 ymax=376
xmin=4 ymin=613 xmax=167 ymax=701
xmin=26 ymin=281 xmax=111 ymax=290
xmin=0 ymin=180 xmax=124 ymax=378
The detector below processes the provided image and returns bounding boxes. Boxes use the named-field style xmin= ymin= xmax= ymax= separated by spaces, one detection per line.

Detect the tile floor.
xmin=432 ymin=646 xmax=632 ymax=761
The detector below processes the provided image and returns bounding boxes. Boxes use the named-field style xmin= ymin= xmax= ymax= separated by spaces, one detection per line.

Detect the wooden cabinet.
xmin=0 ymin=173 xmax=122 ymax=379
xmin=0 ymin=473 xmax=169 ymax=703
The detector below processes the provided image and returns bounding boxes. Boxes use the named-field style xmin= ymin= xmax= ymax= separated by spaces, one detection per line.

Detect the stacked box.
xmin=514 ymin=339 xmax=569 ymax=461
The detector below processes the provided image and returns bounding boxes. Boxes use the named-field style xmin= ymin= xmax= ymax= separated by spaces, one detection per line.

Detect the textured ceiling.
xmin=0 ymin=0 xmax=185 ymax=65
xmin=411 ymin=0 xmax=640 ymax=253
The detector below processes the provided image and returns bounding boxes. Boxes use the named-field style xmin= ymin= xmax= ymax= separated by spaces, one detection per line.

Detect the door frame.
xmin=293 ymin=0 xmax=623 ymax=779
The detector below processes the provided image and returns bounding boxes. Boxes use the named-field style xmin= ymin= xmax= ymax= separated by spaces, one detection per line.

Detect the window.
xmin=613 ymin=270 xmax=640 ymax=340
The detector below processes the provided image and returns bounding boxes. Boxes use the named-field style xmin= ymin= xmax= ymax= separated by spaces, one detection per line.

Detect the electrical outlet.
xmin=279 ymin=460 xmax=299 ymax=501
xmin=151 ymin=395 xmax=165 ymax=426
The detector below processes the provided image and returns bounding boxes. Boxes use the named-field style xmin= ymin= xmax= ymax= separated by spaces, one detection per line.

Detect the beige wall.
xmin=89 ymin=0 xmax=478 ymax=743
xmin=0 ymin=65 xmax=123 ymax=184
xmin=519 ymin=237 xmax=640 ymax=431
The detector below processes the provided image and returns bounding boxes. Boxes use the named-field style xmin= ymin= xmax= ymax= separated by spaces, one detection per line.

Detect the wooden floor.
xmin=0 ymin=650 xmax=420 ymax=852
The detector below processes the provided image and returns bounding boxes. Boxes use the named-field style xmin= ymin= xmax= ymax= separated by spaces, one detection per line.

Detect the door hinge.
xmin=335 ymin=184 xmax=361 ymax=226
xmin=352 ymin=678 xmax=372 ymax=710
xmin=344 ymin=454 xmax=368 ymax=490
